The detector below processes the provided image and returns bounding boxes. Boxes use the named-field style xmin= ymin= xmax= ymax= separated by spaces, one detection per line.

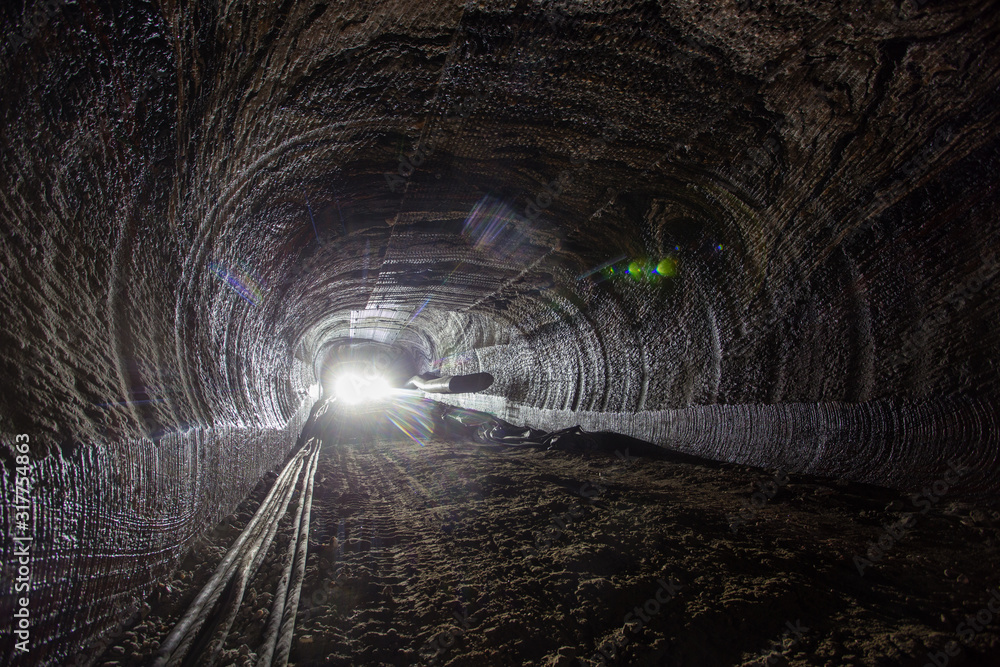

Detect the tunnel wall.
xmin=421 ymin=136 xmax=1000 ymax=495
xmin=434 ymin=392 xmax=999 ymax=496
xmin=1 ymin=0 xmax=999 ymax=664
xmin=0 ymin=402 xmax=309 ymax=666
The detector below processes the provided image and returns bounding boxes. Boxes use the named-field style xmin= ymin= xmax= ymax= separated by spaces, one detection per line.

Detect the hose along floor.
xmin=151 ymin=436 xmax=322 ymax=667
xmin=84 ymin=400 xmax=1000 ymax=666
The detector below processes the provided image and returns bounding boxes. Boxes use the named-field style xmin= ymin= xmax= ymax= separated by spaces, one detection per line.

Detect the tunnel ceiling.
xmin=1 ymin=0 xmax=999 ymax=485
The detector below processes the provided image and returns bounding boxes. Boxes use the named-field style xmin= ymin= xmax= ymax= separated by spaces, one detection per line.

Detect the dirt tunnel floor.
xmin=96 ymin=430 xmax=1000 ymax=667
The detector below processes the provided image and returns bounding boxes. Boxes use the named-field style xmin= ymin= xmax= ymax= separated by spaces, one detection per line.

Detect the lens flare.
xmin=385 ymin=396 xmax=437 ymax=446
xmin=656 ymin=258 xmax=677 ymax=277
xmin=334 ymin=373 xmax=392 ymax=404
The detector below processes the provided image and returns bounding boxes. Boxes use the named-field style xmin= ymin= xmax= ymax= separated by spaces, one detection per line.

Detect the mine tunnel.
xmin=2 ymin=0 xmax=1000 ymax=665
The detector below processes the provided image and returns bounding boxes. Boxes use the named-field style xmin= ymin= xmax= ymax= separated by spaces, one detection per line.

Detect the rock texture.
xmin=93 ymin=432 xmax=1000 ymax=667
xmin=1 ymin=0 xmax=999 ymax=664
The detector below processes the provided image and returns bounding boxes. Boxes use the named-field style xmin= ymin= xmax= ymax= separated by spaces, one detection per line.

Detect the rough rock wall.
xmin=1 ymin=0 xmax=999 ymax=663
xmin=0 ymin=413 xmax=309 ymax=665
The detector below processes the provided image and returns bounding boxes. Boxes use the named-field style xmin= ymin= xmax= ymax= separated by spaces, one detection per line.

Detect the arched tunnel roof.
xmin=2 ymin=0 xmax=998 ymax=478
xmin=1 ymin=0 xmax=999 ymax=664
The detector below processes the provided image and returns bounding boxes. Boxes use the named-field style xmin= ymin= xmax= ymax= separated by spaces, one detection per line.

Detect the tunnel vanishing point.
xmin=2 ymin=0 xmax=1000 ymax=665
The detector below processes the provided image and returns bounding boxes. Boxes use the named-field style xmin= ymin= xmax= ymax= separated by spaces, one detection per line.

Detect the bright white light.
xmin=333 ymin=373 xmax=393 ymax=404
xmin=307 ymin=383 xmax=321 ymax=400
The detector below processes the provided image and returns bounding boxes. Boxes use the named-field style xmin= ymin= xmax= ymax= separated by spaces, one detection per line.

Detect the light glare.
xmin=334 ymin=373 xmax=392 ymax=404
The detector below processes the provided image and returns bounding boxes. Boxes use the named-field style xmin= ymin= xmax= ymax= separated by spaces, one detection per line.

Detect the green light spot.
xmin=657 ymin=258 xmax=677 ymax=277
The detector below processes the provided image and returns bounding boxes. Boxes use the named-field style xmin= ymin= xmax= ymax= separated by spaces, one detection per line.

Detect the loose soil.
xmin=95 ymin=426 xmax=1000 ymax=666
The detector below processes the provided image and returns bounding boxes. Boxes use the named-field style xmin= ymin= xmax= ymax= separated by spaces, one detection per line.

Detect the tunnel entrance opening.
xmin=315 ymin=340 xmax=417 ymax=401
